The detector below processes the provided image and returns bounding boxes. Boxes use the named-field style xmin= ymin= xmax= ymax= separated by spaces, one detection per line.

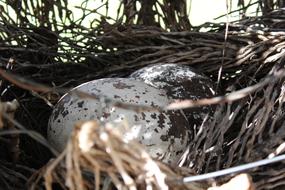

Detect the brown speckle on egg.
xmin=114 ymin=95 xmax=121 ymax=99
xmin=141 ymin=112 xmax=146 ymax=120
xmin=157 ymin=113 xmax=166 ymax=129
xmin=77 ymin=101 xmax=84 ymax=108
xmin=150 ymin=113 xmax=157 ymax=119
xmin=160 ymin=135 xmax=168 ymax=141
xmin=62 ymin=110 xmax=69 ymax=118
xmin=134 ymin=115 xmax=139 ymax=121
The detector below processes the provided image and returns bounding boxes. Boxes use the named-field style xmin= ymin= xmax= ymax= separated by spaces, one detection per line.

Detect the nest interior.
xmin=1 ymin=0 xmax=285 ymax=189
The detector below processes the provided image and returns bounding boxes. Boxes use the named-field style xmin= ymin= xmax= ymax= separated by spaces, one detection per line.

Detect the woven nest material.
xmin=1 ymin=0 xmax=285 ymax=189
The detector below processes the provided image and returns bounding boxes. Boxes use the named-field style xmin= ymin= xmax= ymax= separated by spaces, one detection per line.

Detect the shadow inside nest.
xmin=1 ymin=59 xmax=285 ymax=190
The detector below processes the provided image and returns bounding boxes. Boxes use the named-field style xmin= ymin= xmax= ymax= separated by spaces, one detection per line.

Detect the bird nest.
xmin=1 ymin=1 xmax=285 ymax=189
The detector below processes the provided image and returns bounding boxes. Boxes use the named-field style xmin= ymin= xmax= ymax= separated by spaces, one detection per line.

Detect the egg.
xmin=129 ymin=64 xmax=217 ymax=129
xmin=48 ymin=78 xmax=191 ymax=164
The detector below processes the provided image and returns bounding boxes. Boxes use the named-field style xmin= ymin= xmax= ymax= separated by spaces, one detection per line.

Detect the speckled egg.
xmin=129 ymin=64 xmax=217 ymax=129
xmin=48 ymin=78 xmax=191 ymax=164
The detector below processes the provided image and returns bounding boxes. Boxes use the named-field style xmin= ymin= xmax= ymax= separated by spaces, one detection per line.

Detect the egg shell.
xmin=129 ymin=64 xmax=217 ymax=128
xmin=48 ymin=78 xmax=191 ymax=164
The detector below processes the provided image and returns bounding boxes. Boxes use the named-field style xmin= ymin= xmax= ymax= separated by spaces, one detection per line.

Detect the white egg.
xmin=48 ymin=78 xmax=191 ymax=164
xmin=129 ymin=64 xmax=217 ymax=128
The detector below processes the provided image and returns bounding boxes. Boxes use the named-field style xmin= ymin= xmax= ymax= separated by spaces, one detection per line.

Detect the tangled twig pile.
xmin=1 ymin=0 xmax=285 ymax=189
